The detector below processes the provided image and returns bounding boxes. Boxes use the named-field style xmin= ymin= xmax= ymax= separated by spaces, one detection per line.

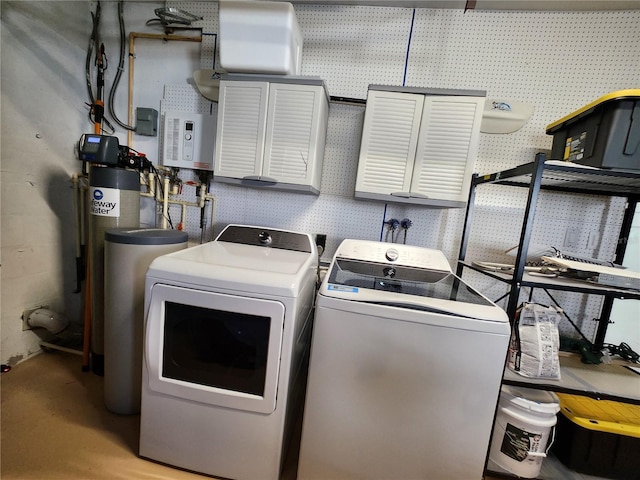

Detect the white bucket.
xmin=488 ymin=385 xmax=560 ymax=478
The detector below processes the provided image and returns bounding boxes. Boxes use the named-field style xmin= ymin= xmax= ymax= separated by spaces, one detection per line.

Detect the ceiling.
xmin=282 ymin=0 xmax=640 ymax=10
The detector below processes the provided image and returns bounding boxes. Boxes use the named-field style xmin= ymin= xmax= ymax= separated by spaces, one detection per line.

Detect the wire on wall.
xmin=379 ymin=204 xmax=388 ymax=241
xmin=85 ymin=1 xmax=116 ymax=136
xmin=108 ymin=1 xmax=135 ymax=131
xmin=201 ymin=32 xmax=217 ymax=69
xmin=85 ymin=1 xmax=100 ymax=116
xmin=402 ymin=9 xmax=416 ymax=87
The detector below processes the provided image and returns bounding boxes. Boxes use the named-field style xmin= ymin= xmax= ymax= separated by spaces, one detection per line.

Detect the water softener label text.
xmin=90 ymin=187 xmax=120 ymax=217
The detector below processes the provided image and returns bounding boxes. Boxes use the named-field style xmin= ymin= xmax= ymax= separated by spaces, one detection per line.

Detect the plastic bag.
xmin=508 ymin=303 xmax=562 ymax=380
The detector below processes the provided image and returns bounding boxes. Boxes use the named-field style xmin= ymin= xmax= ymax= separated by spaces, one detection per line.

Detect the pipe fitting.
xmin=25 ymin=308 xmax=69 ymax=335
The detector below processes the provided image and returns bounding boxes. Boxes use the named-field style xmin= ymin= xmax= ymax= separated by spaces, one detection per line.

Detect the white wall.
xmin=2 ymin=1 xmax=94 ymax=364
xmin=0 ymin=1 xmax=175 ymax=364
xmin=1 ymin=1 xmax=639 ymax=364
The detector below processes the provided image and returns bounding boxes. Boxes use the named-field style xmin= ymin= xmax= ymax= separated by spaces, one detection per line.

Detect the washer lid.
xmin=319 ymin=240 xmax=507 ymax=322
xmin=322 ymin=258 xmax=498 ymax=313
xmin=332 ymin=239 xmax=452 ymax=272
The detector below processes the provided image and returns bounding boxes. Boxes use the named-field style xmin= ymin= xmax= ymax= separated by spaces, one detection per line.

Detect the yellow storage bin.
xmin=557 ymin=393 xmax=640 ymax=438
xmin=552 ymin=393 xmax=640 ymax=479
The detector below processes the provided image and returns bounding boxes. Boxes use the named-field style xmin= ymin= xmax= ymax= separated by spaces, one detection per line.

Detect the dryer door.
xmin=145 ymin=283 xmax=285 ymax=414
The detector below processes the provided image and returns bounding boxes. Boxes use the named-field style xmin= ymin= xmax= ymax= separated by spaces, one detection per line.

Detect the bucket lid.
xmin=501 ymin=385 xmax=560 ymax=415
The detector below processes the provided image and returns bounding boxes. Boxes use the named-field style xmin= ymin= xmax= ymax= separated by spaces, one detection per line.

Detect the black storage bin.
xmin=546 ymin=90 xmax=640 ymax=172
xmin=552 ymin=394 xmax=640 ymax=480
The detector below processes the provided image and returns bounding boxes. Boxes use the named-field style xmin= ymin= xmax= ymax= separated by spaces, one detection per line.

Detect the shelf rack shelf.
xmin=456 ymin=152 xmax=640 ymax=403
xmin=457 ymin=152 xmax=640 ymax=345
xmin=459 ymin=261 xmax=640 ymax=300
xmin=457 ymin=153 xmax=640 ymax=478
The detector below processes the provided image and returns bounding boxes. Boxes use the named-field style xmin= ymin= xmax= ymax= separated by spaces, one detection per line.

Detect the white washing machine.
xmin=297 ymin=239 xmax=511 ymax=480
xmin=139 ymin=224 xmax=318 ymax=480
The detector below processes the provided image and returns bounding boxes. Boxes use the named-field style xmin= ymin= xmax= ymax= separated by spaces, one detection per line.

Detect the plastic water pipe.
xmin=140 ymin=171 xmax=216 ymax=236
xmin=25 ymin=308 xmax=69 ymax=335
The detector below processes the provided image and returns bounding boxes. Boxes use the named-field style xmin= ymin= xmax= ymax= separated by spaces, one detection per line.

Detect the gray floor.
xmin=1 ymin=349 xmax=612 ymax=480
xmin=488 ymin=455 xmax=609 ymax=480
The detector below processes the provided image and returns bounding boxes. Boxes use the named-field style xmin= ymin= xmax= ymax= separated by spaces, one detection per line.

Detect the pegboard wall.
xmin=160 ymin=2 xmax=639 ymax=341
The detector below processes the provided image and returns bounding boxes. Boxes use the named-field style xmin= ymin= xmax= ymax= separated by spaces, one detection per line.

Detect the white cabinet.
xmin=355 ymin=87 xmax=485 ymax=207
xmin=214 ymin=76 xmax=329 ymax=194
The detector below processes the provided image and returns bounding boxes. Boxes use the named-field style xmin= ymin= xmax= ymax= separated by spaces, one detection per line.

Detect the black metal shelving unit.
xmin=456 ymin=152 xmax=640 ymax=404
xmin=457 ymin=152 xmax=640 ymax=480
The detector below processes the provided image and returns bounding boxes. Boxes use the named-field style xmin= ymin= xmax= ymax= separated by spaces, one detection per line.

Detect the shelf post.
xmin=456 ymin=173 xmax=478 ymax=276
xmin=594 ymin=197 xmax=639 ymax=348
xmin=506 ymin=152 xmax=546 ymax=321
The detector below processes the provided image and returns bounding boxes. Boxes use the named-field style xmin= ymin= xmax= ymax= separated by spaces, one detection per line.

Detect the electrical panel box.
xmin=161 ymin=111 xmax=216 ymax=171
xmin=136 ymin=107 xmax=158 ymax=136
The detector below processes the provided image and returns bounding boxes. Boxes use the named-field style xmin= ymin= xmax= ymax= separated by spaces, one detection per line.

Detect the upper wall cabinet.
xmin=214 ymin=75 xmax=330 ymax=195
xmin=355 ymin=86 xmax=486 ymax=208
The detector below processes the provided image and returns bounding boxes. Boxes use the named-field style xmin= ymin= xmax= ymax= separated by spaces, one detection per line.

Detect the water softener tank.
xmin=89 ymin=166 xmax=140 ymax=375
xmin=104 ymin=228 xmax=189 ymax=415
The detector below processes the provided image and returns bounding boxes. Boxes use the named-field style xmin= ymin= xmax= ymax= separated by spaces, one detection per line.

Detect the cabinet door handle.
xmin=241 ymin=175 xmax=278 ymax=186
xmin=258 ymin=176 xmax=279 ymax=184
xmin=390 ymin=191 xmax=430 ymax=199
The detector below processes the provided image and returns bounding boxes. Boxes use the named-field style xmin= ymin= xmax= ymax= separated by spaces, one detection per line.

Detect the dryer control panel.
xmin=216 ymin=224 xmax=313 ymax=253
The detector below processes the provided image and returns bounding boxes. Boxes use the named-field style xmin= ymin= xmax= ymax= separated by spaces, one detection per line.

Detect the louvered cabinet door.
xmin=410 ymin=96 xmax=484 ymax=202
xmin=214 ymin=81 xmax=269 ymax=179
xmin=263 ymin=83 xmax=327 ymax=187
xmin=355 ymin=90 xmax=424 ymax=196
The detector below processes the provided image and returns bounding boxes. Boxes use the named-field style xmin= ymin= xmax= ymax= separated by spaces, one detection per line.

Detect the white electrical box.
xmin=162 ymin=111 xmax=216 ymax=171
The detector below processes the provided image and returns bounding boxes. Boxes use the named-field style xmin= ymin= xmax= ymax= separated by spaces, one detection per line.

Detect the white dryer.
xmin=139 ymin=224 xmax=318 ymax=480
xmin=297 ymin=239 xmax=510 ymax=480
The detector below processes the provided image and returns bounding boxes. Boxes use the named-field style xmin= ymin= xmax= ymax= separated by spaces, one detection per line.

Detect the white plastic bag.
xmin=508 ymin=303 xmax=562 ymax=380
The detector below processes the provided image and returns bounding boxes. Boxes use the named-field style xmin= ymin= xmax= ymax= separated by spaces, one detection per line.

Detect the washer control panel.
xmin=335 ymin=239 xmax=451 ymax=272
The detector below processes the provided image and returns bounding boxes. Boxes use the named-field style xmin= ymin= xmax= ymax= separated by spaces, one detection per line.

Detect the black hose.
xmin=85 ymin=2 xmax=100 ymax=105
xmin=108 ymin=0 xmax=135 ymax=131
